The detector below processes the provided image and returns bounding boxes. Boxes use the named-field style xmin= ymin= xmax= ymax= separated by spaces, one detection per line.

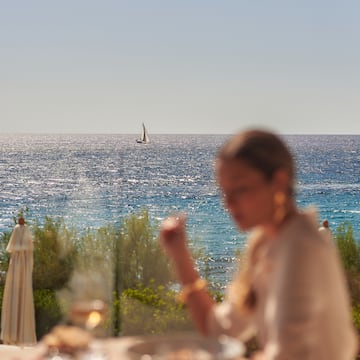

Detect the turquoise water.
xmin=0 ymin=134 xmax=359 ymax=285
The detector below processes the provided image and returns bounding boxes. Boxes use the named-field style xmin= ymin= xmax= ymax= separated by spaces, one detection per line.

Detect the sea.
xmin=0 ymin=134 xmax=359 ymax=286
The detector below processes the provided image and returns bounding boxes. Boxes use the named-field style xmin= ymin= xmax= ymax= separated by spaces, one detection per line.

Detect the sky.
xmin=1 ymin=1 xmax=359 ymax=135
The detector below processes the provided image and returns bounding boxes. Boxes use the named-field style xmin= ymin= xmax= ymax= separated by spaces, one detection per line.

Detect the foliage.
xmin=335 ymin=222 xmax=360 ymax=308
xmin=34 ymin=289 xmax=63 ymax=339
xmin=2 ymin=213 xmax=360 ymax=344
xmin=334 ymin=222 xmax=360 ymax=359
xmin=69 ymin=209 xmax=175 ymax=332
xmin=119 ymin=283 xmax=193 ymax=336
xmin=352 ymin=304 xmax=360 ymax=332
xmin=0 ymin=209 xmax=190 ymax=341
xmin=32 ymin=217 xmax=78 ymax=290
xmin=0 ymin=232 xmax=11 ymax=285
xmin=116 ymin=210 xmax=174 ymax=292
xmin=71 ymin=209 xmax=174 ymax=292
xmin=76 ymin=225 xmax=118 ymax=274
xmin=335 ymin=222 xmax=360 ymax=273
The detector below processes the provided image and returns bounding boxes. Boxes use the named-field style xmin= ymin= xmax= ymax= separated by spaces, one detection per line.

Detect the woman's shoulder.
xmin=281 ymin=209 xmax=330 ymax=251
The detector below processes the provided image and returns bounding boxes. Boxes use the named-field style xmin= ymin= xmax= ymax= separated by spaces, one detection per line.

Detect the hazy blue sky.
xmin=1 ymin=1 xmax=359 ymax=134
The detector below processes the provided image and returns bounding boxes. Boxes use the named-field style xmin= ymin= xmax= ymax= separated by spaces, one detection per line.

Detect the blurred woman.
xmin=159 ymin=129 xmax=357 ymax=359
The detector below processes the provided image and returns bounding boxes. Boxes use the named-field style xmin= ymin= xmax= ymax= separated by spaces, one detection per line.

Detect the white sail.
xmin=142 ymin=123 xmax=150 ymax=143
xmin=137 ymin=123 xmax=150 ymax=144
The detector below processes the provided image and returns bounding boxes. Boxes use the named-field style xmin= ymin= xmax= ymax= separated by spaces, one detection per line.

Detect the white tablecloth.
xmin=0 ymin=336 xmax=246 ymax=359
xmin=0 ymin=337 xmax=141 ymax=359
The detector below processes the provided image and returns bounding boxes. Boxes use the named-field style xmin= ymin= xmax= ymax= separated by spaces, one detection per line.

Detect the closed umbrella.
xmin=1 ymin=217 xmax=36 ymax=345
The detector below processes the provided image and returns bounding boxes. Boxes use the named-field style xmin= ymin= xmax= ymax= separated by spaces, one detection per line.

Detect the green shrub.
xmin=335 ymin=222 xmax=360 ymax=305
xmin=0 ymin=232 xmax=11 ymax=286
xmin=352 ymin=304 xmax=360 ymax=332
xmin=34 ymin=289 xmax=63 ymax=339
xmin=335 ymin=221 xmax=360 ymax=360
xmin=119 ymin=283 xmax=193 ymax=336
xmin=69 ymin=209 xmax=175 ymax=333
xmin=116 ymin=210 xmax=174 ymax=291
xmin=1 ymin=214 xmax=358 ymax=347
xmin=336 ymin=221 xmax=360 ymax=273
xmin=32 ymin=217 xmax=78 ymax=290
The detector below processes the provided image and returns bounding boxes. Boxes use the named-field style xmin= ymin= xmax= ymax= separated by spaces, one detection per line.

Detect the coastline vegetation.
xmin=0 ymin=210 xmax=198 ymax=338
xmin=0 ymin=210 xmax=359 ymax=353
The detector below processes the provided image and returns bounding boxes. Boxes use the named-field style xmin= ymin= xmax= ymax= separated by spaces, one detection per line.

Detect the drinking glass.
xmin=62 ymin=270 xmax=111 ymax=337
xmin=58 ymin=270 xmax=111 ymax=359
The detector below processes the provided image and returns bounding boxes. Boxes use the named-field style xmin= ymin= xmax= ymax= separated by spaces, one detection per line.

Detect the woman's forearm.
xmin=170 ymin=247 xmax=215 ymax=335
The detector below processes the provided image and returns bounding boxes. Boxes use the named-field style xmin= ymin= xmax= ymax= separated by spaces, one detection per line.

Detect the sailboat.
xmin=136 ymin=123 xmax=150 ymax=144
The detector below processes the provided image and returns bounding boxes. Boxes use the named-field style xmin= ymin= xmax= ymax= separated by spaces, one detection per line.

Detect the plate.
xmin=126 ymin=332 xmax=245 ymax=359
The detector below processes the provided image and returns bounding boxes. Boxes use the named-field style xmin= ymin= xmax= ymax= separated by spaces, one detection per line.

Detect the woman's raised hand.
xmin=159 ymin=214 xmax=187 ymax=258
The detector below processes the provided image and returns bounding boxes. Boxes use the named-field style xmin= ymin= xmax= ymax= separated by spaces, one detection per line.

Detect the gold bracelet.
xmin=177 ymin=278 xmax=207 ymax=303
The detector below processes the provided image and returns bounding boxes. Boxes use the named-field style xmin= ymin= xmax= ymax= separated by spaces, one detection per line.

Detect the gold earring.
xmin=273 ymin=191 xmax=286 ymax=224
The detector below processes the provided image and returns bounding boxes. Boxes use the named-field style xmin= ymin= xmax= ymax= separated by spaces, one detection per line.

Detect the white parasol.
xmin=0 ymin=217 xmax=36 ymax=345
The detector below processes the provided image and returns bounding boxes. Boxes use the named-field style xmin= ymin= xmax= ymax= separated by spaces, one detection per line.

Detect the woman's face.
xmin=216 ymin=159 xmax=276 ymax=231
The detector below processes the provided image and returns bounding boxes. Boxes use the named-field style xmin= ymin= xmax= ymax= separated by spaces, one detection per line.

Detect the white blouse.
xmin=208 ymin=211 xmax=358 ymax=360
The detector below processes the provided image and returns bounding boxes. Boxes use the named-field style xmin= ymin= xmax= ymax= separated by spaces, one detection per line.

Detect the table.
xmin=0 ymin=337 xmax=142 ymax=360
xmin=0 ymin=335 xmax=247 ymax=359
